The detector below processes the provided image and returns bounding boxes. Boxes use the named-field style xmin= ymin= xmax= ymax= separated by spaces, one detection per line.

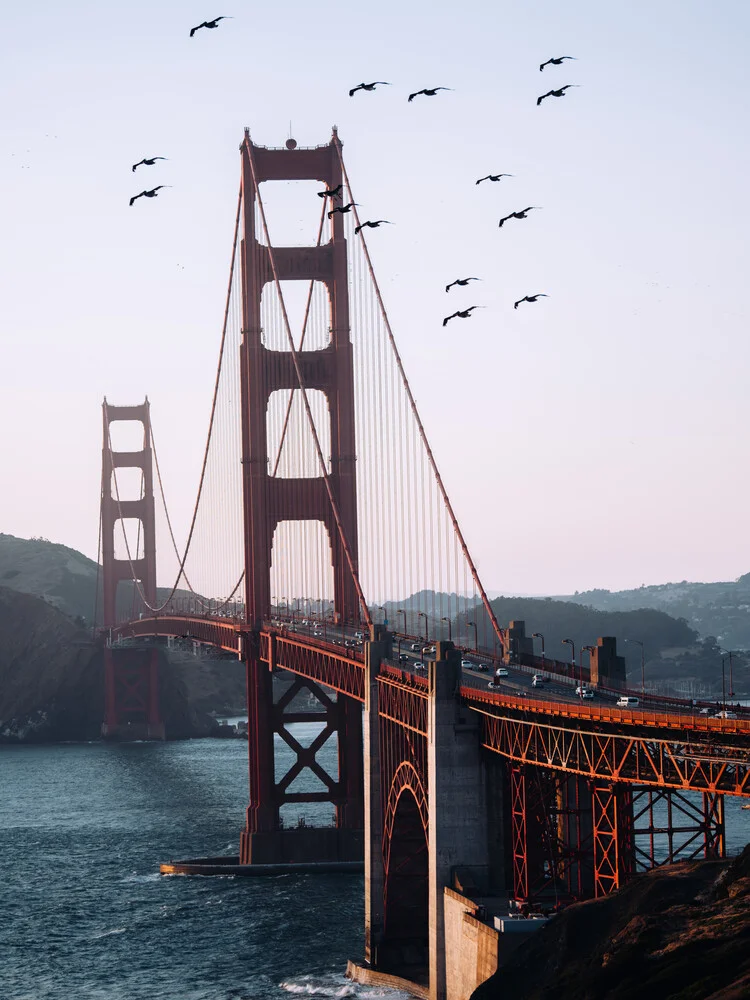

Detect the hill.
xmin=473 ymin=848 xmax=750 ymax=1000
xmin=555 ymin=575 xmax=750 ymax=651
xmin=0 ymin=533 xmax=199 ymax=625
xmin=0 ymin=586 xmax=247 ymax=742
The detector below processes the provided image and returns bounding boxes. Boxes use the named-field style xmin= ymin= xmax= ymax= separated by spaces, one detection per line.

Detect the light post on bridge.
xmin=441 ymin=616 xmax=452 ymax=641
xmin=397 ymin=609 xmax=406 ymax=636
xmin=719 ymin=648 xmax=735 ymax=699
xmin=532 ymin=632 xmax=545 ymax=668
xmin=467 ymin=621 xmax=478 ymax=652
xmin=581 ymin=645 xmax=595 ymax=696
xmin=418 ymin=611 xmax=428 ymax=645
xmin=721 ymin=657 xmax=727 ymax=714
xmin=378 ymin=605 xmax=388 ymax=628
xmin=562 ymin=638 xmax=575 ymax=683
xmin=624 ymin=638 xmax=646 ymax=697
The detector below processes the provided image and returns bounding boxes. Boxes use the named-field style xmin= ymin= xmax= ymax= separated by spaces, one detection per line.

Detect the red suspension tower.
xmin=239 ymin=129 xmax=364 ymax=863
xmin=100 ymin=398 xmax=164 ymax=740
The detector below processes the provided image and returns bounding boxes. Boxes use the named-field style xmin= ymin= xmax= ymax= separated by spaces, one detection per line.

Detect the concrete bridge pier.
xmin=428 ymin=641 xmax=490 ymax=1000
xmin=363 ymin=625 xmax=390 ymax=965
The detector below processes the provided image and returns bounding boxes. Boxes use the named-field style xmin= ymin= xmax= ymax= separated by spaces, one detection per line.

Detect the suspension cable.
xmin=335 ymin=141 xmax=504 ymax=651
xmin=106 ymin=182 xmax=244 ymax=615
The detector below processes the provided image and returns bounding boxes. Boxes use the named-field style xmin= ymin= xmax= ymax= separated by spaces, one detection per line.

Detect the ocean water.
xmin=2 ymin=735 xmax=748 ymax=1000
xmin=0 ymin=735 xmax=397 ymax=1000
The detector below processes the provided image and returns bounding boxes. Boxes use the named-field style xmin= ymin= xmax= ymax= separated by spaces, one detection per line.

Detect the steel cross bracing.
xmin=473 ymin=701 xmax=750 ymax=796
xmin=109 ymin=618 xmax=750 ymax=797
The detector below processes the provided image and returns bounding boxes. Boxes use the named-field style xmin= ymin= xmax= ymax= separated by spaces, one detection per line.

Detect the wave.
xmin=280 ymin=975 xmax=409 ymax=1000
xmin=91 ymin=926 xmax=127 ymax=939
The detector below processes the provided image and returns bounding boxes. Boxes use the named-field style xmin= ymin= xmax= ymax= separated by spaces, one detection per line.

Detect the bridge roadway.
xmin=109 ymin=612 xmax=750 ymax=798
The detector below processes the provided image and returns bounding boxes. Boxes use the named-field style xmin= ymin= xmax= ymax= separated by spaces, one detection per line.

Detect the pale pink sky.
xmin=1 ymin=0 xmax=749 ymax=595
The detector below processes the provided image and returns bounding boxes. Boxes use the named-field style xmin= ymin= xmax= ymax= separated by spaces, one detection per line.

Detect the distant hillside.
xmin=0 ymin=533 xmax=197 ymax=626
xmin=0 ymin=533 xmax=99 ymax=623
xmin=0 ymin=585 xmax=248 ymax=742
xmin=555 ymin=574 xmax=750 ymax=650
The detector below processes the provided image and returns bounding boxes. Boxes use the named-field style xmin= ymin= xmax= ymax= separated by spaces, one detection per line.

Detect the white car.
xmin=414 ymin=661 xmax=426 ymax=672
xmin=575 ymin=686 xmax=594 ymax=699
xmin=411 ymin=642 xmax=422 ymax=652
xmin=495 ymin=668 xmax=509 ymax=678
xmin=616 ymin=696 xmax=640 ymax=708
xmin=461 ymin=659 xmax=474 ymax=669
xmin=713 ymin=710 xmax=738 ymax=720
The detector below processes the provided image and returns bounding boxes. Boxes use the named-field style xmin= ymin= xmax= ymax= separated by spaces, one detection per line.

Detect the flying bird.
xmin=317 ymin=184 xmax=343 ymax=199
xmin=131 ymin=157 xmax=167 ymax=172
xmin=513 ymin=294 xmax=548 ymax=309
xmin=539 ymin=56 xmax=576 ymax=71
xmin=349 ymin=81 xmax=390 ymax=96
xmin=498 ymin=207 xmax=540 ymax=227
xmin=408 ymin=87 xmax=452 ymax=102
xmin=442 ymin=306 xmax=482 ymax=327
xmin=327 ymin=202 xmax=358 ymax=218
xmin=537 ymin=85 xmax=578 ymax=106
xmin=354 ymin=220 xmax=392 ymax=234
xmin=129 ymin=186 xmax=171 ymax=206
xmin=189 ymin=16 xmax=232 ymax=37
xmin=476 ymin=174 xmax=513 ymax=185
xmin=445 ymin=277 xmax=480 ymax=293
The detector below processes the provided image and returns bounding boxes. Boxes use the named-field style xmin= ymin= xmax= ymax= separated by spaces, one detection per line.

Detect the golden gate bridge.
xmin=96 ymin=129 xmax=750 ymax=1000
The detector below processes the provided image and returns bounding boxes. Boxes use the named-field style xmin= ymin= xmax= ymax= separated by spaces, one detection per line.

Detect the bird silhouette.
xmin=190 ymin=16 xmax=232 ymax=37
xmin=408 ymin=87 xmax=452 ymax=102
xmin=317 ymin=184 xmax=343 ymax=199
xmin=445 ymin=277 xmax=480 ymax=293
xmin=354 ymin=220 xmax=392 ymax=234
xmin=537 ymin=85 xmax=578 ymax=106
xmin=514 ymin=294 xmax=548 ymax=309
xmin=443 ymin=306 xmax=482 ymax=326
xmin=131 ymin=157 xmax=167 ymax=172
xmin=129 ymin=186 xmax=171 ymax=206
xmin=349 ymin=81 xmax=390 ymax=96
xmin=539 ymin=56 xmax=576 ymax=71
xmin=327 ymin=202 xmax=358 ymax=218
xmin=476 ymin=174 xmax=513 ymax=185
xmin=498 ymin=207 xmax=540 ymax=227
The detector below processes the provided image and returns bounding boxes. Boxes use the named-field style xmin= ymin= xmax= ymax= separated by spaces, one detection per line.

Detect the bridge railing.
xmin=464 ymin=684 xmax=750 ymax=734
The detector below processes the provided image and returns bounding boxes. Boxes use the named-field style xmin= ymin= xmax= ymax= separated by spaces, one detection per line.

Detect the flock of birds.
xmin=126 ymin=16 xmax=580 ymax=321
xmin=342 ymin=55 xmax=579 ymax=322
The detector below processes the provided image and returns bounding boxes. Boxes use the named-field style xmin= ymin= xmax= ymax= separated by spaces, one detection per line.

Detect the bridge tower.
xmin=100 ymin=399 xmax=164 ymax=740
xmin=238 ymin=130 xmax=364 ymax=863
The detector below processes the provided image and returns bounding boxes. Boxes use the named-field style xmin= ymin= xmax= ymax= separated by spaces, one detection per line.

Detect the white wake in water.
xmin=280 ymin=974 xmax=409 ymax=1000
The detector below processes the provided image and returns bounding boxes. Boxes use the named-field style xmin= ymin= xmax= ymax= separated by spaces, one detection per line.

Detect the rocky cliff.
xmin=473 ymin=848 xmax=750 ymax=1000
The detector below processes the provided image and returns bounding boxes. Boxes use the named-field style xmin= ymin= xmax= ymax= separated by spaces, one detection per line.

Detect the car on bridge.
xmin=714 ymin=710 xmax=738 ymax=719
xmin=398 ymin=653 xmax=410 ymax=663
xmin=495 ymin=667 xmax=509 ymax=678
xmin=532 ymin=675 xmax=546 ymax=688
xmin=616 ymin=696 xmax=640 ymax=708
xmin=575 ymin=686 xmax=594 ymax=699
xmin=410 ymin=642 xmax=422 ymax=651
xmin=414 ymin=661 xmax=426 ymax=672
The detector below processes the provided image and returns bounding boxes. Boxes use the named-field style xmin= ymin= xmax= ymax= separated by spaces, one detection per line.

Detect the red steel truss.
xmin=631 ymin=787 xmax=726 ymax=869
xmin=475 ymin=703 xmax=750 ymax=796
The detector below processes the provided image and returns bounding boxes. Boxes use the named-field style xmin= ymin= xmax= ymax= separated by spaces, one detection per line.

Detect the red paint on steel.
xmin=239 ymin=131 xmax=363 ymax=630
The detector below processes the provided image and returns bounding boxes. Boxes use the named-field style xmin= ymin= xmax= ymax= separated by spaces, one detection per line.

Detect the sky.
xmin=1 ymin=0 xmax=749 ymax=596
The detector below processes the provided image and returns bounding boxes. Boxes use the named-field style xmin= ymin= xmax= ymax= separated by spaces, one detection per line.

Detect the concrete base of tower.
xmin=101 ymin=721 xmax=166 ymax=741
xmin=239 ymin=827 xmax=364 ymax=865
xmin=160 ymin=855 xmax=363 ymax=876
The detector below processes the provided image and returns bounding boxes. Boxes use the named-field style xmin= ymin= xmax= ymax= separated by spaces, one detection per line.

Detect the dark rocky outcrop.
xmin=473 ymin=849 xmax=750 ymax=1000
xmin=0 ymin=586 xmax=248 ymax=742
